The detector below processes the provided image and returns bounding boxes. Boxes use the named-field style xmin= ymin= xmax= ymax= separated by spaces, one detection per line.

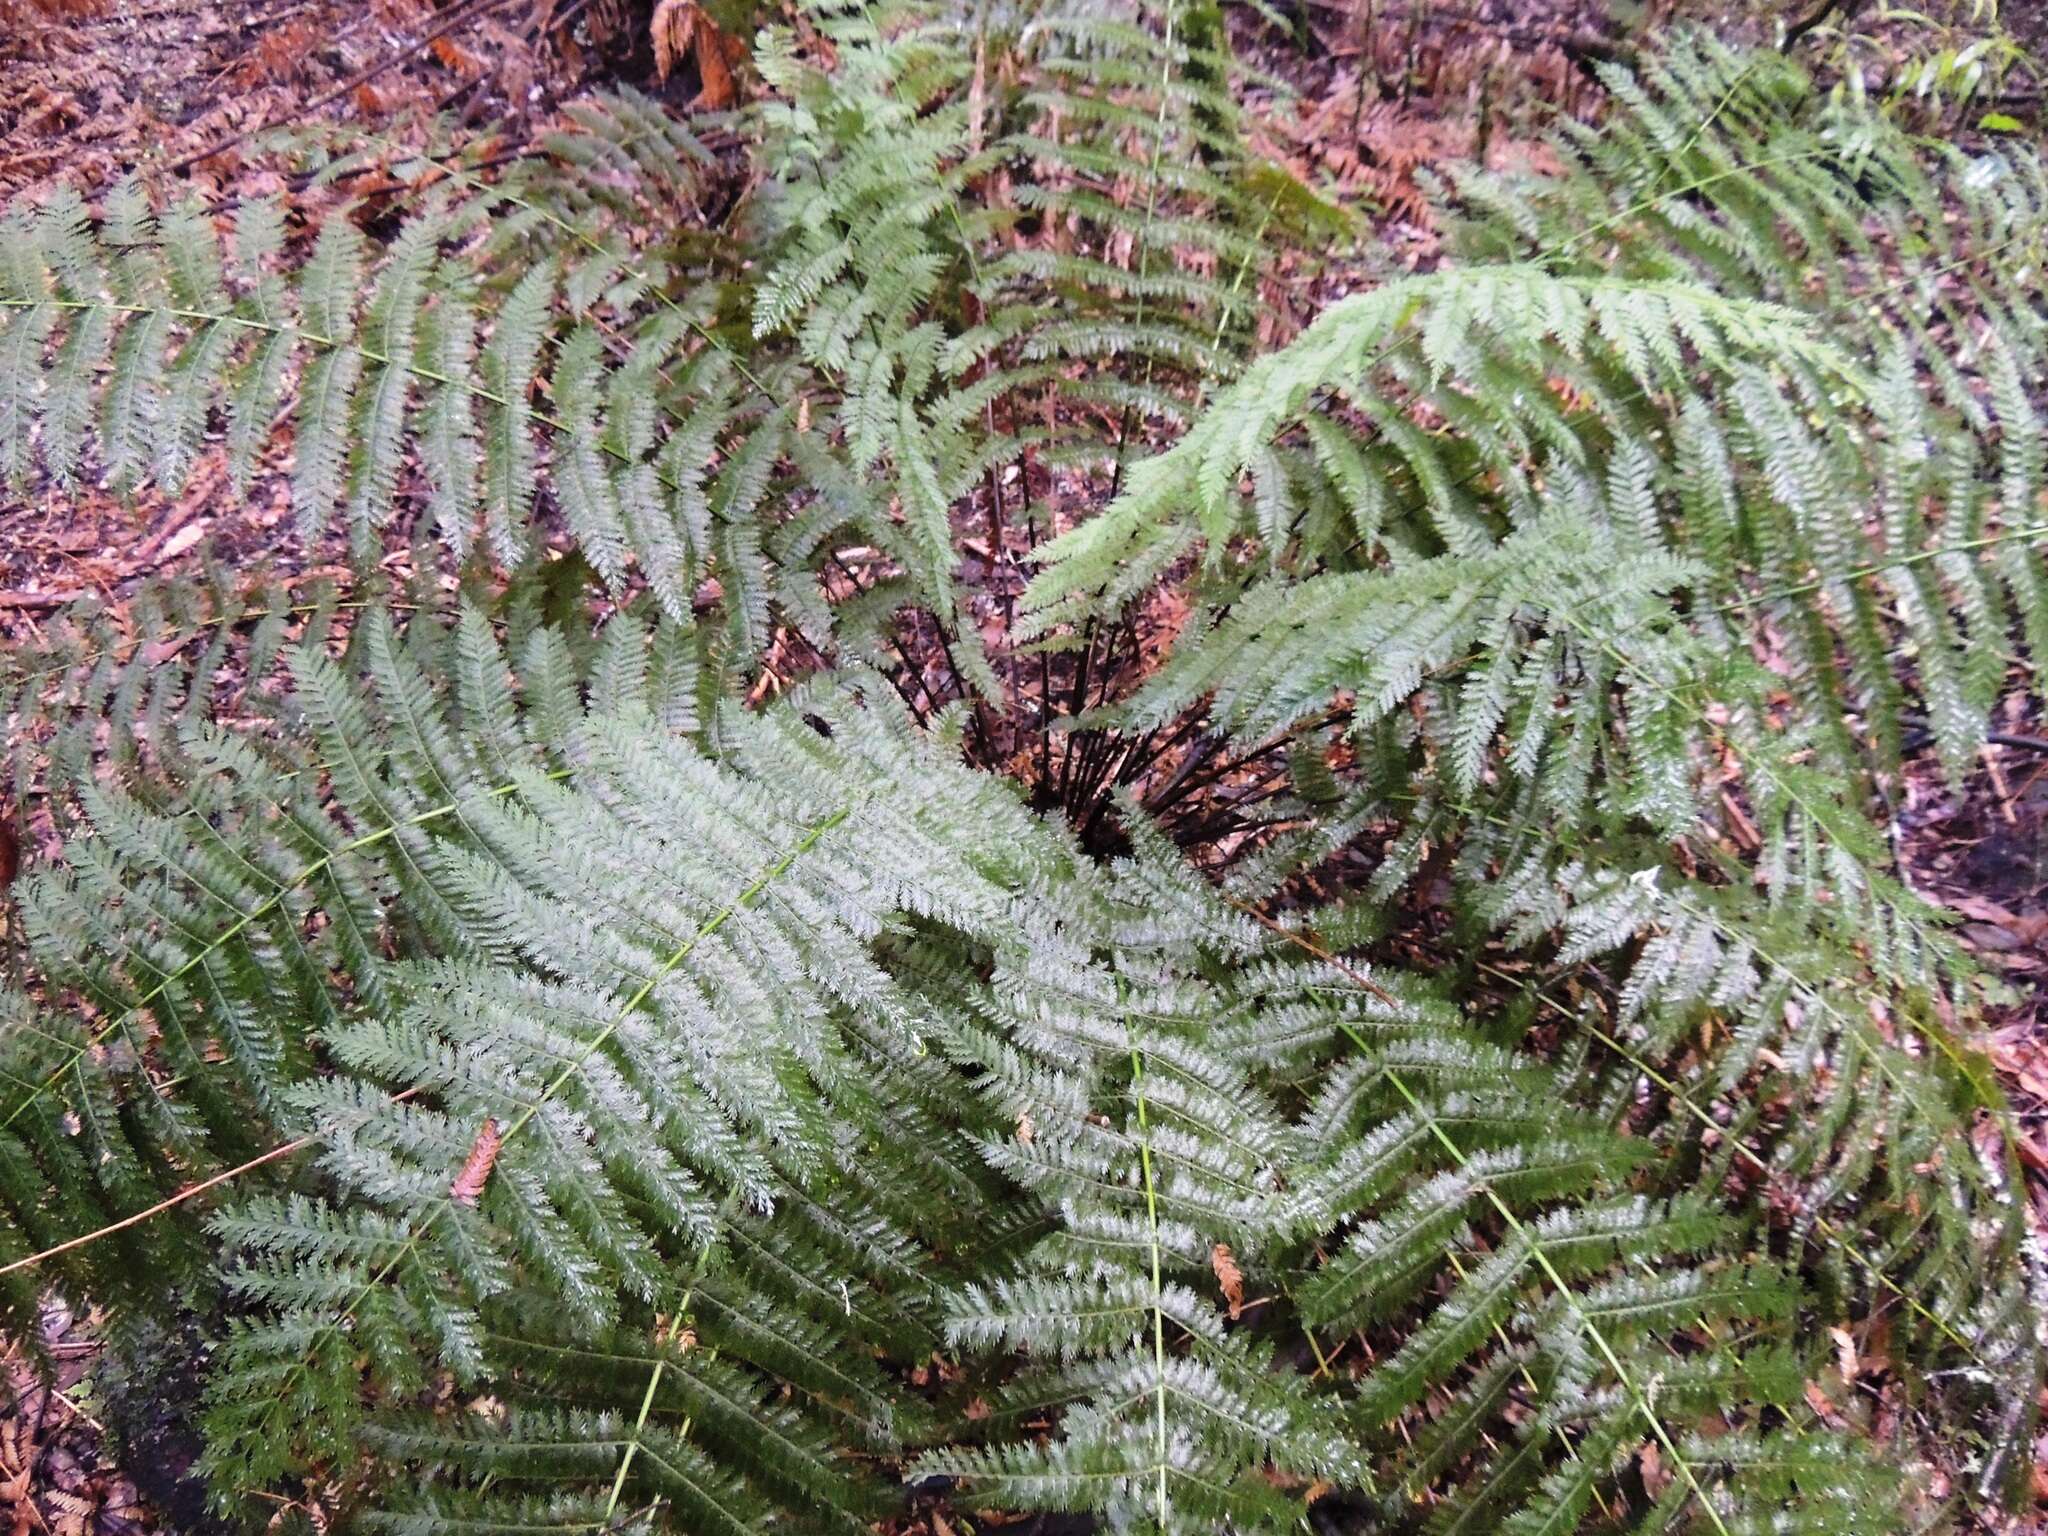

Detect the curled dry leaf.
xmin=1829 ymin=1324 xmax=1859 ymax=1383
xmin=649 ymin=0 xmax=745 ymax=110
xmin=1211 ymin=1242 xmax=1244 ymax=1321
xmin=450 ymin=1117 xmax=504 ymax=1206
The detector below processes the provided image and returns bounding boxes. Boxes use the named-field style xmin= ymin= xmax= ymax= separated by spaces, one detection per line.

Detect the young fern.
xmin=740 ymin=0 xmax=1340 ymax=704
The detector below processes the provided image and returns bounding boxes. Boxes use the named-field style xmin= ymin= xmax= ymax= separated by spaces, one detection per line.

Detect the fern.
xmin=0 ymin=19 xmax=2041 ymax=1536
xmin=0 ymin=8 xmax=1330 ymax=698
xmin=0 ymin=106 xmax=789 ymax=620
xmin=1 ymin=582 xmax=1926 ymax=1530
xmin=1015 ymin=35 xmax=2046 ymax=1499
xmin=4 ymin=598 xmax=985 ymax=1516
xmin=917 ymin=869 xmax=1895 ymax=1533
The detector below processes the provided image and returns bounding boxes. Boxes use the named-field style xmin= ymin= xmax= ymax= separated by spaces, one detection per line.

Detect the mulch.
xmin=1899 ymin=704 xmax=2048 ymax=1227
xmin=1 ymin=1304 xmax=153 ymax=1536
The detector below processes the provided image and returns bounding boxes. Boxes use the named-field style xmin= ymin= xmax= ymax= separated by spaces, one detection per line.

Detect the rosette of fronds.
xmin=0 ymin=22 xmax=2040 ymax=1535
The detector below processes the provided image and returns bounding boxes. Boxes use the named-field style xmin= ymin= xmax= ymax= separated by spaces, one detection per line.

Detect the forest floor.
xmin=0 ymin=0 xmax=2045 ymax=1530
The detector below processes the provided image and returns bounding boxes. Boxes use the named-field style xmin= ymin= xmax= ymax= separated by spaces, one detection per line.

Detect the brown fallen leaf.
xmin=450 ymin=1117 xmax=504 ymax=1206
xmin=1950 ymin=894 xmax=2019 ymax=925
xmin=429 ymin=34 xmax=487 ymax=76
xmin=1638 ymin=1440 xmax=1672 ymax=1500
xmin=1802 ymin=1379 xmax=1846 ymax=1428
xmin=1211 ymin=1242 xmax=1244 ymax=1321
xmin=649 ymin=0 xmax=746 ymax=109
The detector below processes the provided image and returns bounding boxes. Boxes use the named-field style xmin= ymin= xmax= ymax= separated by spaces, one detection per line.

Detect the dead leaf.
xmin=154 ymin=517 xmax=209 ymax=566
xmin=142 ymin=633 xmax=193 ymax=667
xmin=1638 ymin=1440 xmax=1672 ymax=1499
xmin=1950 ymin=895 xmax=2019 ymax=925
xmin=1802 ymin=1379 xmax=1845 ymax=1428
xmin=0 ymin=812 xmax=16 ymax=893
xmin=1828 ymin=1324 xmax=1858 ymax=1382
xmin=450 ymin=1117 xmax=503 ymax=1206
xmin=1211 ymin=1242 xmax=1244 ymax=1321
xmin=649 ymin=0 xmax=746 ymax=109
xmin=429 ymin=34 xmax=487 ymax=75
